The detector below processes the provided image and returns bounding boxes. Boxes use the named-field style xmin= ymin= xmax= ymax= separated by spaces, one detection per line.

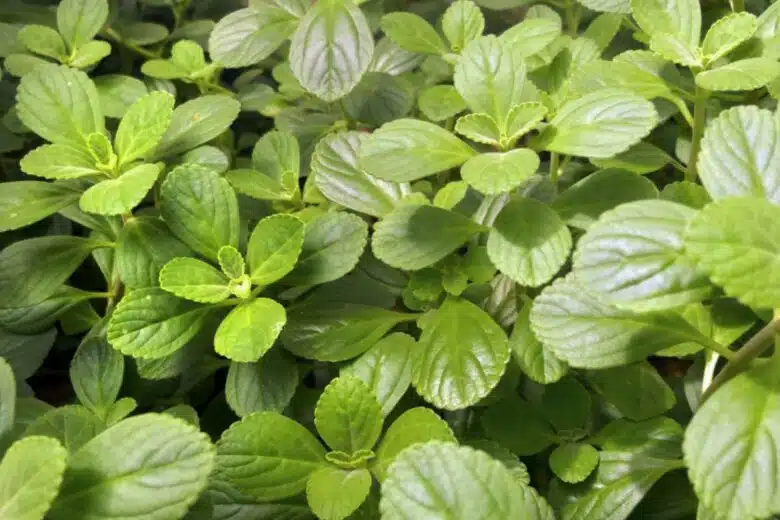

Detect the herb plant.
xmin=1 ymin=0 xmax=780 ymax=518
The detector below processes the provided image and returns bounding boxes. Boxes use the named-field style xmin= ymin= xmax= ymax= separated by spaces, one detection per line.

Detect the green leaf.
xmin=16 ymin=64 xmax=103 ymax=148
xmin=418 ymin=85 xmax=467 ymax=122
xmin=245 ymin=214 xmax=304 ymax=286
xmin=561 ymin=60 xmax=671 ymax=102
xmin=218 ymin=246 xmax=245 ymax=280
xmin=509 ymin=303 xmax=567 ymax=384
xmin=107 ymin=287 xmax=212 ymax=359
xmin=57 ymin=0 xmax=108 ymax=48
xmin=225 ymin=348 xmax=299 ymax=417
xmin=701 ymin=12 xmax=757 ymax=63
xmin=94 ymin=74 xmax=148 ymax=119
xmin=373 ymin=204 xmax=484 ymax=270
xmin=18 ymin=24 xmax=66 ymax=60
xmin=576 ymin=0 xmax=630 ymax=13
xmin=284 ymin=212 xmax=367 ymax=286
xmin=0 ymin=436 xmax=67 ymax=520
xmin=115 ymin=217 xmax=192 ymax=289
xmin=306 ymin=467 xmax=372 ymax=520
xmin=591 ymin=141 xmax=672 ymax=174
xmin=660 ymin=181 xmax=711 ymax=209
xmin=0 ymin=236 xmax=99 ymax=307
xmin=70 ymin=334 xmax=123 ymax=416
xmin=289 ymin=0 xmax=373 ymax=101
xmin=487 ymin=197 xmax=572 ymax=287
xmin=214 ymin=298 xmax=287 ymax=362
xmin=552 ymin=168 xmax=659 ymax=229
xmin=342 ymin=72 xmax=414 ymax=127
xmin=153 ymin=95 xmax=241 ymax=159
xmin=549 ymin=443 xmax=599 ymax=484
xmin=455 ymin=113 xmax=502 ymax=145
xmin=413 ymin=298 xmax=509 ymax=410
xmin=499 ymin=17 xmax=562 ymax=59
xmin=630 ymin=0 xmax=700 ymax=48
xmin=684 ymin=362 xmax=780 ymax=520
xmin=209 ymin=7 xmax=297 ymax=68
xmin=118 ymin=22 xmax=169 ymax=45
xmin=79 ymin=163 xmax=161 ymax=216
xmin=586 ymin=361 xmax=675 ymax=420
xmin=461 ymin=149 xmax=540 ymax=195
xmin=542 ymin=89 xmax=658 ymax=158
xmin=529 ymin=275 xmax=713 ymax=368
xmin=0 ymin=357 xmax=14 ymax=441
xmin=696 ymin=58 xmax=780 ymax=91
xmin=442 ymin=0 xmax=485 ymax=52
xmin=341 ymin=332 xmax=414 ymax=417
xmin=697 ymin=106 xmax=780 ymax=203
xmin=114 ymin=91 xmax=175 ymax=166
xmin=20 ymin=144 xmax=101 ymax=180
xmin=23 ymin=405 xmax=104 ymax=453
xmin=214 ymin=411 xmax=326 ymax=501
xmin=0 ymin=329 xmax=55 ymax=380
xmin=315 ymin=376 xmax=382 ymax=453
xmin=380 ymin=442 xmax=555 ymax=519
xmin=380 ymin=12 xmax=448 ymax=55
xmin=573 ymin=199 xmax=711 ymax=311
xmin=159 ymin=257 xmax=231 ymax=303
xmin=250 ymin=129 xmax=300 ymax=183
xmin=68 ymin=40 xmax=111 ymax=69
xmin=359 ymin=119 xmax=476 ymax=182
xmin=160 ymin=164 xmax=240 ymax=263
xmin=281 ymin=302 xmax=414 ymax=361
xmin=373 ymin=407 xmax=456 ymax=481
xmin=0 ymin=181 xmax=81 ymax=232
xmin=648 ymin=32 xmax=702 ymax=67
xmin=48 ymin=413 xmax=214 ymax=520
xmin=505 ymin=102 xmax=548 ymax=142
xmin=684 ymin=197 xmax=780 ymax=309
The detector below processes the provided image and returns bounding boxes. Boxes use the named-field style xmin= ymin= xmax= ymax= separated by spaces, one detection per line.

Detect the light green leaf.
xmin=115 ymin=217 xmax=192 ymax=289
xmin=282 ymin=302 xmax=414 ymax=361
xmin=413 ymin=298 xmax=509 ymax=410
xmin=48 ymin=413 xmax=214 ymax=520
xmin=57 ymin=0 xmax=108 ymax=48
xmin=107 ymin=287 xmax=212 ymax=359
xmin=251 ymin=129 xmax=300 ymax=182
xmin=660 ymin=182 xmax=710 ymax=210
xmin=79 ymin=163 xmax=161 ymax=216
xmin=153 ymin=95 xmax=240 ymax=159
xmin=648 ymin=32 xmax=702 ymax=67
xmin=499 ymin=17 xmax=562 ymax=59
xmin=284 ymin=212 xmax=367 ymax=286
xmin=225 ymin=348 xmax=299 ymax=417
xmin=289 ymin=0 xmax=373 ymax=101
xmin=18 ymin=24 xmax=66 ymax=60
xmin=552 ymin=168 xmax=659 ymax=229
xmin=549 ymin=443 xmax=599 ymax=484
xmin=630 ymin=0 xmax=701 ymax=48
xmin=214 ymin=298 xmax=287 ymax=362
xmin=23 ymin=405 xmax=104 ymax=453
xmin=576 ymin=0 xmax=630 ymax=13
xmin=487 ymin=197 xmax=572 ymax=287
xmin=160 ymin=164 xmax=240 ymax=263
xmin=586 ymin=361 xmax=675 ymax=420
xmin=380 ymin=12 xmax=448 ymax=55
xmin=0 ymin=436 xmax=67 ymax=520
xmin=529 ymin=275 xmax=714 ymax=368
xmin=455 ymin=113 xmax=502 ymax=145
xmin=701 ymin=12 xmax=757 ymax=63
xmin=70 ymin=335 xmax=124 ymax=416
xmin=0 ymin=182 xmax=82 ymax=232
xmin=246 ymin=214 xmax=304 ymax=286
xmin=218 ymin=246 xmax=245 ymax=280
xmin=159 ymin=257 xmax=231 ymax=303
xmin=214 ymin=412 xmax=326 ymax=501
xmin=68 ymin=40 xmax=111 ymax=69
xmin=306 ymin=467 xmax=371 ymax=520
xmin=505 ymin=102 xmax=548 ymax=142
xmin=591 ymin=141 xmax=672 ymax=174
xmin=315 ymin=376 xmax=382 ymax=453
xmin=684 ymin=362 xmax=780 ymax=520
xmin=461 ymin=149 xmax=540 ymax=195
xmin=0 ymin=357 xmax=14 ymax=441
xmin=209 ymin=7 xmax=297 ymax=68
xmin=684 ymin=197 xmax=780 ymax=309
xmin=380 ymin=442 xmax=555 ymax=519
xmin=442 ymin=0 xmax=485 ymax=52
xmin=434 ymin=181 xmax=469 ymax=210
xmin=373 ymin=204 xmax=484 ymax=270
xmin=17 ymin=63 xmax=103 ymax=148
xmin=561 ymin=60 xmax=671 ymax=102
xmin=359 ymin=119 xmax=475 ymax=182
xmin=118 ymin=22 xmax=169 ymax=45
xmin=510 ymin=302 xmax=567 ymax=384
xmin=0 ymin=236 xmax=99 ymax=307
xmin=224 ymin=169 xmax=294 ymax=201
xmin=114 ymin=91 xmax=175 ymax=165
xmin=418 ymin=85 xmax=467 ymax=122
xmin=696 ymin=58 xmax=780 ymax=91
xmin=574 ymin=199 xmax=711 ymax=311
xmin=542 ymin=89 xmax=658 ymax=158
xmin=20 ymin=143 xmax=101 ymax=180
xmin=313 ymin=131 xmax=408 ymax=217
xmin=341 ymin=332 xmax=414 ymax=417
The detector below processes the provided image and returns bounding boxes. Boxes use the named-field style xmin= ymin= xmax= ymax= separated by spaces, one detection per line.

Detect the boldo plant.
xmin=1 ymin=0 xmax=780 ymax=518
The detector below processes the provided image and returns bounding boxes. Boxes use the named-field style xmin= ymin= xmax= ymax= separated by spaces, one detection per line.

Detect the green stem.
xmin=701 ymin=337 xmax=736 ymax=361
xmin=731 ymin=0 xmax=744 ymax=11
xmin=686 ymin=84 xmax=709 ymax=182
xmin=549 ymin=152 xmax=560 ymax=185
xmin=564 ymin=0 xmax=581 ymax=35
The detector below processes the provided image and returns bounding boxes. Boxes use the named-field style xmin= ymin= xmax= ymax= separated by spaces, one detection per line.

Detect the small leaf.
xmin=159 ymin=257 xmax=231 ymax=303
xmin=418 ymin=85 xmax=467 ymax=122
xmin=696 ymin=58 xmax=780 ymax=91
xmin=209 ymin=7 xmax=297 ymax=68
xmin=487 ymin=197 xmax=572 ymax=287
xmin=549 ymin=443 xmax=599 ymax=484
xmin=509 ymin=303 xmax=567 ymax=384
xmin=20 ymin=144 xmax=101 ymax=180
xmin=214 ymin=298 xmax=286 ymax=362
xmin=218 ymin=246 xmax=245 ymax=279
xmin=648 ymin=32 xmax=702 ymax=67
xmin=214 ymin=412 xmax=326 ymax=501
xmin=79 ymin=163 xmax=161 ymax=216
xmin=455 ymin=113 xmax=502 ymax=145
xmin=380 ymin=12 xmax=448 ymax=55
xmin=70 ymin=334 xmax=124 ymax=416
xmin=586 ymin=362 xmax=675 ymax=420
xmin=442 ymin=0 xmax=485 ymax=52
xmin=225 ymin=348 xmax=298 ymax=417
xmin=359 ymin=119 xmax=476 ymax=182
xmin=115 ymin=217 xmax=192 ymax=289
xmin=68 ymin=40 xmax=111 ymax=69
xmin=114 ymin=91 xmax=175 ymax=165
xmin=246 ymin=214 xmax=305 ymax=286
xmin=701 ymin=12 xmax=757 ymax=62
xmin=0 ymin=182 xmax=81 ymax=232
xmin=461 ymin=149 xmax=540 ymax=195
xmin=153 ymin=95 xmax=240 ymax=159
xmin=505 ymin=102 xmax=548 ymax=141
xmin=57 ymin=0 xmax=108 ymax=48
xmin=315 ymin=376 xmax=383 ymax=453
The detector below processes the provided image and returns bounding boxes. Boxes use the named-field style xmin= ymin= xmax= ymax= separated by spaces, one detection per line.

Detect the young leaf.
xmin=20 ymin=143 xmax=102 ymax=180
xmin=696 ymin=58 xmax=780 ymax=91
xmin=114 ymin=91 xmax=175 ymax=165
xmin=0 ymin=436 xmax=67 ymax=520
xmin=289 ymin=0 xmax=373 ymax=101
xmin=701 ymin=12 xmax=757 ymax=63
xmin=455 ymin=113 xmax=502 ymax=145
xmin=214 ymin=412 xmax=326 ymax=501
xmin=487 ymin=197 xmax=572 ymax=287
xmin=115 ymin=217 xmax=192 ymax=289
xmin=214 ymin=298 xmax=287 ymax=362
xmin=159 ymin=257 xmax=231 ymax=303
xmin=379 ymin=13 xmax=449 ymax=55
xmin=413 ymin=298 xmax=509 ymax=410
xmin=586 ymin=362 xmax=675 ymax=420
xmin=69 ymin=40 xmax=112 ymax=69
xmin=153 ymin=95 xmax=240 ymax=159
xmin=209 ymin=7 xmax=297 ymax=68
xmin=160 ymin=164 xmax=240 ymax=263
xmin=461 ymin=149 xmax=540 ymax=195
xmin=57 ymin=0 xmax=108 ymax=49
xmin=0 ymin=181 xmax=81 ymax=232
xmin=245 ymin=214 xmax=304 ymax=286
xmin=509 ymin=303 xmax=568 ymax=384
xmin=441 ymin=0 xmax=485 ymax=52
xmin=549 ymin=443 xmax=599 ymax=484
xmin=306 ymin=467 xmax=372 ymax=520
xmin=505 ymin=102 xmax=548 ymax=142
xmin=359 ymin=119 xmax=476 ymax=182
xmin=107 ymin=287 xmax=212 ymax=359
xmin=217 ymin=246 xmax=245 ymax=280
xmin=684 ymin=197 xmax=780 ymax=309
xmin=225 ymin=348 xmax=298 ymax=417
xmin=70 ymin=335 xmax=124 ymax=417
xmin=373 ymin=204 xmax=485 ymax=270
xmin=315 ymin=376 xmax=383 ymax=453
xmin=79 ymin=163 xmax=161 ymax=216
xmin=648 ymin=32 xmax=702 ymax=67
xmin=48 ymin=413 xmax=214 ymax=520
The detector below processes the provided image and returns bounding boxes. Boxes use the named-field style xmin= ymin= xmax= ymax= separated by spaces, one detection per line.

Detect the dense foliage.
xmin=1 ymin=0 xmax=780 ymax=518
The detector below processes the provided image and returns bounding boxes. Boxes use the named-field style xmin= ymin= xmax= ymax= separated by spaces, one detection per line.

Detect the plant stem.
xmin=564 ymin=0 xmax=581 ymax=35
xmin=731 ymin=0 xmax=744 ymax=11
xmin=702 ymin=337 xmax=736 ymax=361
xmin=686 ymin=85 xmax=709 ymax=182
xmin=549 ymin=152 xmax=560 ymax=185
xmin=701 ymin=317 xmax=780 ymax=401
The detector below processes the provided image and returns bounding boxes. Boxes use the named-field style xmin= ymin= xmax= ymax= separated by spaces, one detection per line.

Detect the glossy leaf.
xmin=214 ymin=298 xmax=287 ymax=362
